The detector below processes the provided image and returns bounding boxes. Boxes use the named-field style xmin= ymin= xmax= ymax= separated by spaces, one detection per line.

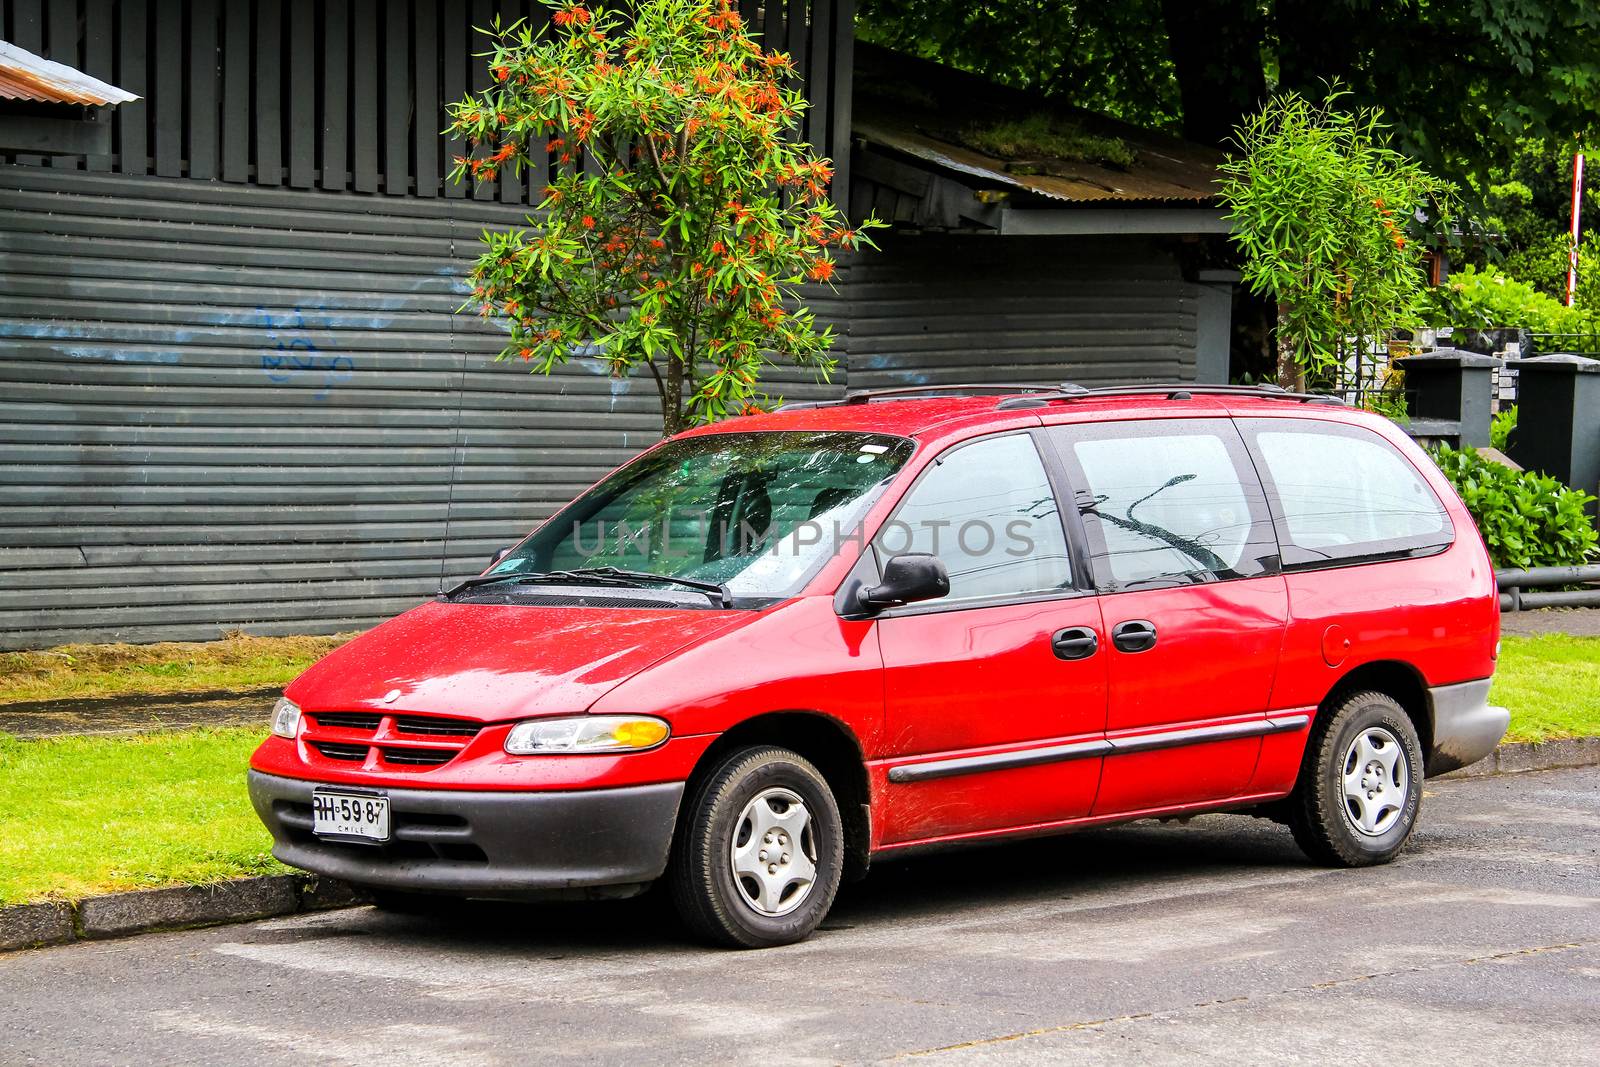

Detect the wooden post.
xmin=221 ymin=0 xmax=250 ymax=182
xmin=189 ymin=0 xmax=220 ymax=180
xmin=1567 ymin=152 xmax=1585 ymax=307
xmin=321 ymin=0 xmax=350 ymax=191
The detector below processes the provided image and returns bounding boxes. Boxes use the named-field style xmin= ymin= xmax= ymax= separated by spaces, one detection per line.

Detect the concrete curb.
xmin=1438 ymin=736 xmax=1600 ymax=779
xmin=2 ymin=739 xmax=1595 ymax=954
xmin=0 ymin=875 xmax=369 ymax=954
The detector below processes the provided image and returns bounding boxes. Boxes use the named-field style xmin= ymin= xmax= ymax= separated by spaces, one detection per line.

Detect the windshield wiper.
xmin=560 ymin=566 xmax=734 ymax=608
xmin=440 ymin=569 xmax=636 ymax=599
xmin=441 ymin=566 xmax=733 ymax=608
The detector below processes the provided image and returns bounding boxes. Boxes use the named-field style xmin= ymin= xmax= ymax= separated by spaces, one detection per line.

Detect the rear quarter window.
xmin=1238 ymin=419 xmax=1453 ymax=569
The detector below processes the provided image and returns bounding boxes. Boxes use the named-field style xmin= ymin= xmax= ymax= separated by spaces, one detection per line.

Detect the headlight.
xmin=270 ymin=696 xmax=302 ymax=739
xmin=504 ymin=715 xmax=670 ymax=755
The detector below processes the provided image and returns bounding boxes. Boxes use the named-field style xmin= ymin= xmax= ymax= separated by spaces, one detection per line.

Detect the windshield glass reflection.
xmin=493 ymin=431 xmax=916 ymax=600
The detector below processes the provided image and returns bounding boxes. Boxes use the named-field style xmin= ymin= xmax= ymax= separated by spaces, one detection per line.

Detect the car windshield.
xmin=489 ymin=431 xmax=916 ymax=603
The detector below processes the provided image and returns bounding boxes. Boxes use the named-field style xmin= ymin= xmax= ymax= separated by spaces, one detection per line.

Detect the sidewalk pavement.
xmin=1500 ymin=606 xmax=1600 ymax=637
xmin=0 ymin=687 xmax=273 ymax=739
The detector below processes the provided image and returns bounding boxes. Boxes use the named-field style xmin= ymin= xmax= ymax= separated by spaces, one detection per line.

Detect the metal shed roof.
xmin=0 ymin=40 xmax=137 ymax=105
xmin=851 ymin=45 xmax=1221 ymax=208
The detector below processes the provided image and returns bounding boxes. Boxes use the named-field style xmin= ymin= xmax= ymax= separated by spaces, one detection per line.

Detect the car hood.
xmin=285 ymin=599 xmax=753 ymax=722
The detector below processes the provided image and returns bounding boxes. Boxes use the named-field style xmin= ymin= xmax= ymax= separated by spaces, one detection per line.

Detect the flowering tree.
xmin=448 ymin=0 xmax=882 ymax=434
xmin=1218 ymin=90 xmax=1454 ymax=390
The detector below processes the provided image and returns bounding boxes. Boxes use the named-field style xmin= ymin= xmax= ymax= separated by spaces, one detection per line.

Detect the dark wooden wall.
xmin=844 ymin=233 xmax=1202 ymax=390
xmin=0 ymin=0 xmax=854 ymax=206
xmin=0 ymin=164 xmax=848 ymax=649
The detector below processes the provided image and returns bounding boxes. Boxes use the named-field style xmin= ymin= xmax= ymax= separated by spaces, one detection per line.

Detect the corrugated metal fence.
xmin=0 ymin=166 xmax=843 ymax=648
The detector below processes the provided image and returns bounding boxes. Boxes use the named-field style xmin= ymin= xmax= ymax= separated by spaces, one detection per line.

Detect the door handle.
xmin=1111 ymin=619 xmax=1157 ymax=653
xmin=1051 ymin=626 xmax=1099 ymax=661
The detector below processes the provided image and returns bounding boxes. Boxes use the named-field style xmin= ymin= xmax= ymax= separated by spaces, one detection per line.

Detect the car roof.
xmin=675 ymin=387 xmax=1381 ymax=447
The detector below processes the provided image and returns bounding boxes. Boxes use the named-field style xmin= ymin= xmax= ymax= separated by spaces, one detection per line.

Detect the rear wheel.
xmin=1287 ymin=690 xmax=1424 ymax=867
xmin=668 ymin=745 xmax=844 ymax=948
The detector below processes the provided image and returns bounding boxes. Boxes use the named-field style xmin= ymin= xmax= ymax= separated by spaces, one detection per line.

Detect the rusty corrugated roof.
xmin=0 ymin=40 xmax=137 ymax=105
xmin=852 ymin=45 xmax=1221 ymax=206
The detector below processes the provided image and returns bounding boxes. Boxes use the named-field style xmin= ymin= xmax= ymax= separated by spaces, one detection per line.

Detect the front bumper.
xmin=248 ymin=771 xmax=685 ymax=898
xmin=1426 ymin=678 xmax=1510 ymax=776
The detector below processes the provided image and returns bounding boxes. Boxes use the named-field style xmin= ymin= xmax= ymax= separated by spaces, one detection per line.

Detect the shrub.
xmin=1426 ymin=266 xmax=1594 ymax=335
xmin=1358 ymin=386 xmax=1409 ymax=423
xmin=1498 ymin=231 xmax=1600 ymax=312
xmin=1430 ymin=443 xmax=1597 ymax=570
xmin=1490 ymin=405 xmax=1517 ymax=451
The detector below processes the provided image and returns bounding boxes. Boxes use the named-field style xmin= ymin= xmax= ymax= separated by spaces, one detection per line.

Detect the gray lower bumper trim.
xmin=248 ymin=771 xmax=684 ymax=897
xmin=1427 ymin=678 xmax=1509 ymax=776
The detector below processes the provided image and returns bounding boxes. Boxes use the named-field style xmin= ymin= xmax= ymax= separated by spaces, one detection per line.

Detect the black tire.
xmin=668 ymin=746 xmax=844 ymax=949
xmin=1288 ymin=690 xmax=1424 ymax=867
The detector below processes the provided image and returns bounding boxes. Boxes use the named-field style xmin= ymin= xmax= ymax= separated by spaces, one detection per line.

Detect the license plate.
xmin=312 ymin=791 xmax=390 ymax=842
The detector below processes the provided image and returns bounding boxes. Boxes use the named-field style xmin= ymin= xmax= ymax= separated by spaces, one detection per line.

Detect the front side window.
xmin=1049 ymin=420 xmax=1277 ymax=589
xmin=1241 ymin=420 xmax=1453 ymax=567
xmin=493 ymin=431 xmax=914 ymax=601
xmin=874 ymin=433 xmax=1073 ymax=602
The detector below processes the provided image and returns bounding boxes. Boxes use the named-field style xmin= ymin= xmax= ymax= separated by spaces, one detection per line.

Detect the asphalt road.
xmin=2 ymin=766 xmax=1597 ymax=1066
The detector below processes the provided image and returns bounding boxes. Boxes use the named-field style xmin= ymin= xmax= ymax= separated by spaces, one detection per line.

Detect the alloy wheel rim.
xmin=1341 ymin=726 xmax=1408 ymax=837
xmin=729 ymin=786 xmax=818 ymax=917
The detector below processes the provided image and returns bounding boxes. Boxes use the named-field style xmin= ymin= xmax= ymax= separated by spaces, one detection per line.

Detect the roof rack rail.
xmin=773 ymin=381 xmax=1344 ymax=413
xmin=774 ymin=382 xmax=1058 ymax=411
xmin=1038 ymin=382 xmax=1345 ymax=406
xmin=841 ymin=382 xmax=1059 ymax=405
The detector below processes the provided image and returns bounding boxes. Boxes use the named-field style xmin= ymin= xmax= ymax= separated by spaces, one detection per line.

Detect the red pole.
xmin=1566 ymin=152 xmax=1585 ymax=307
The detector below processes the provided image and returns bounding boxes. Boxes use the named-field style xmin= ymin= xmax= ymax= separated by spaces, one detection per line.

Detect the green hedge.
xmin=1431 ymin=443 xmax=1598 ymax=569
xmin=1427 ymin=266 xmax=1595 ymax=335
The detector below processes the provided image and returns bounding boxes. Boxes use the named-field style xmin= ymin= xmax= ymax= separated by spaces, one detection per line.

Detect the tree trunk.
xmin=1276 ymin=302 xmax=1305 ymax=392
xmin=662 ymin=354 xmax=685 ymax=436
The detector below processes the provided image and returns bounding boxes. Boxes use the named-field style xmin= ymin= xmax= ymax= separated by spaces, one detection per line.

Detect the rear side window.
xmin=1048 ymin=419 xmax=1278 ymax=589
xmin=875 ymin=433 xmax=1073 ymax=603
xmin=1240 ymin=420 xmax=1453 ymax=568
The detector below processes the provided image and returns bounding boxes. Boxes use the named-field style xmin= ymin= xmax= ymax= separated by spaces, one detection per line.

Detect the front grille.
xmin=381 ymin=747 xmax=455 ymax=766
xmin=312 ymin=741 xmax=368 ymax=762
xmin=300 ymin=710 xmax=482 ymax=772
xmin=393 ymin=715 xmax=481 ymax=738
xmin=311 ymin=712 xmax=383 ymax=731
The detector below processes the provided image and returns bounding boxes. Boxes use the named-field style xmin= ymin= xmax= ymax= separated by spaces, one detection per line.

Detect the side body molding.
xmin=887 ymin=714 xmax=1311 ymax=784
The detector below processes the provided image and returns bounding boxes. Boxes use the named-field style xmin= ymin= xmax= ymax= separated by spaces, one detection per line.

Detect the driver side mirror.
xmin=489 ymin=546 xmax=512 ymax=569
xmin=856 ymin=553 xmax=950 ymax=614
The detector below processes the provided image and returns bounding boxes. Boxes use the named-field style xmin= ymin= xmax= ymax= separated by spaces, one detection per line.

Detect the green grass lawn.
xmin=0 ymin=727 xmax=286 ymax=905
xmin=0 ymin=633 xmax=1592 ymax=907
xmin=1492 ymin=633 xmax=1600 ymax=743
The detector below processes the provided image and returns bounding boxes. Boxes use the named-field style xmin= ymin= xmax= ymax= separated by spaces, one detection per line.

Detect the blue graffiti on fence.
xmin=257 ymin=307 xmax=354 ymax=399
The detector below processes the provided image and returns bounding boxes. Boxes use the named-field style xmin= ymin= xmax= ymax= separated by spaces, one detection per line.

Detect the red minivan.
xmin=249 ymin=384 xmax=1507 ymax=947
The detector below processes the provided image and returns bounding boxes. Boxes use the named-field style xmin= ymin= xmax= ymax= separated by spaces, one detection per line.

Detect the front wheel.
xmin=668 ymin=746 xmax=844 ymax=948
xmin=1287 ymin=690 xmax=1424 ymax=867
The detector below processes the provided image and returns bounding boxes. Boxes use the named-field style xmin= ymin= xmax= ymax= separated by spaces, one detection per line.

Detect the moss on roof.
xmin=959 ymin=113 xmax=1136 ymax=170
